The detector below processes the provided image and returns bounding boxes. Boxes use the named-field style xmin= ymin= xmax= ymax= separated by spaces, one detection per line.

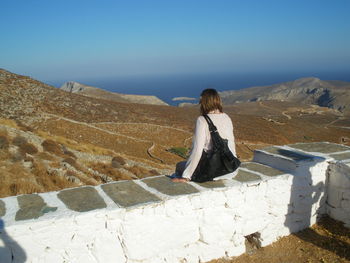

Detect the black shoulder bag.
xmin=191 ymin=115 xmax=241 ymax=183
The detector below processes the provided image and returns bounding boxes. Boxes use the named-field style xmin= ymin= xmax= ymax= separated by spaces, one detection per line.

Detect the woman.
xmin=172 ymin=88 xmax=237 ymax=182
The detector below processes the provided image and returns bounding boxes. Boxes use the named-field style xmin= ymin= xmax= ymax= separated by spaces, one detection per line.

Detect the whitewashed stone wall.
xmin=327 ymin=162 xmax=350 ymax=227
xmin=0 ymin=142 xmax=349 ymax=263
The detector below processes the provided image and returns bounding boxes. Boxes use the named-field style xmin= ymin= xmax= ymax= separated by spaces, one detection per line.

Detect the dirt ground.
xmin=209 ymin=217 xmax=350 ymax=263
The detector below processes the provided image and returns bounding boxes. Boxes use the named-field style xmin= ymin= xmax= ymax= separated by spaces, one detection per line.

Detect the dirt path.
xmin=282 ymin=111 xmax=292 ymax=120
xmin=325 ymin=116 xmax=348 ymax=129
xmin=259 ymin=102 xmax=292 ymax=120
xmin=43 ymin=113 xmax=152 ymax=143
xmin=146 ymin=142 xmax=165 ymax=163
xmin=91 ymin=121 xmax=192 ymax=134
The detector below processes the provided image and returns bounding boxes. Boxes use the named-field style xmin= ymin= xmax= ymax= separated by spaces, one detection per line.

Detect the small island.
xmin=172 ymin=96 xmax=197 ymax=101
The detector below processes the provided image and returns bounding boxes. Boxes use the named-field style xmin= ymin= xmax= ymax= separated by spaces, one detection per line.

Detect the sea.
xmin=52 ymin=71 xmax=350 ymax=106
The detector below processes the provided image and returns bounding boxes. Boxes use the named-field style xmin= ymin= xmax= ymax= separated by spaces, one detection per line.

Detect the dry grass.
xmin=126 ymin=165 xmax=158 ymax=179
xmin=12 ymin=136 xmax=27 ymax=146
xmin=0 ymin=135 xmax=9 ymax=149
xmin=35 ymin=151 xmax=58 ymax=161
xmin=32 ymin=161 xmax=79 ymax=192
xmin=0 ymin=128 xmax=8 ymax=137
xmin=37 ymin=129 xmax=114 ymax=156
xmin=62 ymin=157 xmax=82 ymax=171
xmin=11 ymin=150 xmax=26 ymax=162
xmin=19 ymin=142 xmax=38 ymax=155
xmin=62 ymin=148 xmax=77 ymax=159
xmin=112 ymin=156 xmax=126 ymax=167
xmin=0 ymin=147 xmax=11 ymax=161
xmin=16 ymin=120 xmax=34 ymax=132
xmin=89 ymin=162 xmax=134 ymax=181
xmin=42 ymin=139 xmax=64 ymax=156
xmin=0 ymin=163 xmax=40 ymax=197
xmin=0 ymin=118 xmax=19 ymax=129
xmin=0 ymin=158 xmax=80 ymax=197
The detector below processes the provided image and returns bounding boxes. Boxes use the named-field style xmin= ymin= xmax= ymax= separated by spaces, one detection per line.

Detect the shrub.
xmin=16 ymin=121 xmax=34 ymax=132
xmin=0 ymin=135 xmax=9 ymax=150
xmin=64 ymin=150 xmax=77 ymax=159
xmin=19 ymin=143 xmax=38 ymax=155
xmin=12 ymin=136 xmax=27 ymax=147
xmin=11 ymin=150 xmax=25 ymax=162
xmin=127 ymin=165 xmax=153 ymax=179
xmin=42 ymin=139 xmax=64 ymax=155
xmin=167 ymin=147 xmax=188 ymax=159
xmin=62 ymin=145 xmax=77 ymax=159
xmin=90 ymin=162 xmax=132 ymax=181
xmin=36 ymin=152 xmax=57 ymax=161
xmin=149 ymin=169 xmax=160 ymax=176
xmin=62 ymin=157 xmax=75 ymax=166
xmin=111 ymin=156 xmax=126 ymax=168
xmin=62 ymin=157 xmax=81 ymax=170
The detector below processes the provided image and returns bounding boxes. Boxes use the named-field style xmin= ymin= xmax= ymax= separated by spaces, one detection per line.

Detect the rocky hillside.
xmin=0 ymin=69 xmax=192 ymax=197
xmin=0 ymin=68 xmax=349 ymax=198
xmin=220 ymin=77 xmax=350 ymax=114
xmin=61 ymin=81 xmax=168 ymax=106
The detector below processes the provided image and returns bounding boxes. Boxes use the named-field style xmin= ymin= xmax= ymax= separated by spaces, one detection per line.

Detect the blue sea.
xmin=52 ymin=71 xmax=350 ymax=106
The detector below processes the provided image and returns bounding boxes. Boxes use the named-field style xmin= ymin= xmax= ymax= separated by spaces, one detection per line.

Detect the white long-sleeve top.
xmin=182 ymin=112 xmax=237 ymax=180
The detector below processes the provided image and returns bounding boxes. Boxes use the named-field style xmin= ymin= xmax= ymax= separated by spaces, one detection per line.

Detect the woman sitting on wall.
xmin=172 ymin=88 xmax=238 ymax=183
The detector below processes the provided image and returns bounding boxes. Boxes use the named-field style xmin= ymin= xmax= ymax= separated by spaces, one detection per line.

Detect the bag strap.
xmin=203 ymin=115 xmax=217 ymax=133
xmin=203 ymin=115 xmax=223 ymax=150
xmin=203 ymin=114 xmax=239 ymax=170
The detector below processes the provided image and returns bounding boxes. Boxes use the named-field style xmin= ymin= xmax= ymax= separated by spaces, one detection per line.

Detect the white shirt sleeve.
xmin=226 ymin=116 xmax=237 ymax=157
xmin=182 ymin=117 xmax=207 ymax=179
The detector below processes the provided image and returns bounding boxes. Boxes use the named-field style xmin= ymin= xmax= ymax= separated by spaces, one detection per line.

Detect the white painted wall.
xmin=327 ymin=162 xmax=350 ymax=228
xmin=0 ymin=145 xmax=349 ymax=263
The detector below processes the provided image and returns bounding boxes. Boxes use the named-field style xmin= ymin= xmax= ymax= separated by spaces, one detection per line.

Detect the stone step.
xmin=253 ymin=146 xmax=325 ymax=174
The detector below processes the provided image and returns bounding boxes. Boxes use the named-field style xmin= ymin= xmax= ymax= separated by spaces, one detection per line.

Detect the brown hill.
xmin=60 ymin=81 xmax=168 ymax=105
xmin=220 ymin=77 xmax=350 ymax=114
xmin=0 ymin=69 xmax=349 ymax=198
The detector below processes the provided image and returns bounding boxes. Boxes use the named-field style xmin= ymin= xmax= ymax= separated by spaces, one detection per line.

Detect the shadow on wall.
xmin=0 ymin=219 xmax=27 ymax=263
xmin=283 ymin=149 xmax=350 ymax=261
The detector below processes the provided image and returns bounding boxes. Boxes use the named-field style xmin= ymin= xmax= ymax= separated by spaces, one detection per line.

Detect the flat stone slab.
xmin=0 ymin=200 xmax=5 ymax=217
xmin=15 ymin=194 xmax=57 ymax=221
xmin=233 ymin=170 xmax=261 ymax=182
xmin=196 ymin=180 xmax=227 ymax=189
xmin=289 ymin=142 xmax=350 ymax=154
xmin=101 ymin=181 xmax=161 ymax=207
xmin=142 ymin=176 xmax=199 ymax=196
xmin=329 ymin=152 xmax=350 ymax=161
xmin=58 ymin=187 xmax=106 ymax=212
xmin=262 ymin=146 xmax=315 ymax=162
xmin=241 ymin=162 xmax=285 ymax=177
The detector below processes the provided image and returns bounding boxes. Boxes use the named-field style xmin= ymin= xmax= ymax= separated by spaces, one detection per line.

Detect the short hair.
xmin=200 ymin=89 xmax=223 ymax=115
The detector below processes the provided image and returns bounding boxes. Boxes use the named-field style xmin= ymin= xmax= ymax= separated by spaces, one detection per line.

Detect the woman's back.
xmin=181 ymin=112 xmax=236 ymax=180
xmin=199 ymin=113 xmax=236 ymax=155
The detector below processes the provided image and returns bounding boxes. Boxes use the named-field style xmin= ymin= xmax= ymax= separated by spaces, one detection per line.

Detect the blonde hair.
xmin=200 ymin=89 xmax=223 ymax=115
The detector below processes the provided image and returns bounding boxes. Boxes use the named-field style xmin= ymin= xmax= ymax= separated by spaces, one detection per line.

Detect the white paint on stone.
xmin=0 ymin=143 xmax=350 ymax=262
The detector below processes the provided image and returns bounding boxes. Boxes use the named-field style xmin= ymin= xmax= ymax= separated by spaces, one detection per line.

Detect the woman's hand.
xmin=171 ymin=178 xmax=190 ymax=183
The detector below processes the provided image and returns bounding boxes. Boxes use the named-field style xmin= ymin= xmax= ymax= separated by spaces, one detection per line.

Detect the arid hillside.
xmin=220 ymin=77 xmax=350 ymax=114
xmin=0 ymin=69 xmax=349 ymax=198
xmin=60 ymin=81 xmax=168 ymax=106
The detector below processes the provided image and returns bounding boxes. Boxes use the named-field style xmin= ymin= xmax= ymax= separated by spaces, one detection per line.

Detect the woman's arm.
xmin=182 ymin=117 xmax=207 ymax=180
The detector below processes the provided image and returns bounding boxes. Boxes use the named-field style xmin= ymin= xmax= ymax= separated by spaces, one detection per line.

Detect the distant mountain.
xmin=220 ymin=77 xmax=350 ymax=114
xmin=60 ymin=81 xmax=168 ymax=106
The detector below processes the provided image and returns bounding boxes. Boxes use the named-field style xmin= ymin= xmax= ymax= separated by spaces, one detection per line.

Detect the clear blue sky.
xmin=1 ymin=0 xmax=349 ymax=83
